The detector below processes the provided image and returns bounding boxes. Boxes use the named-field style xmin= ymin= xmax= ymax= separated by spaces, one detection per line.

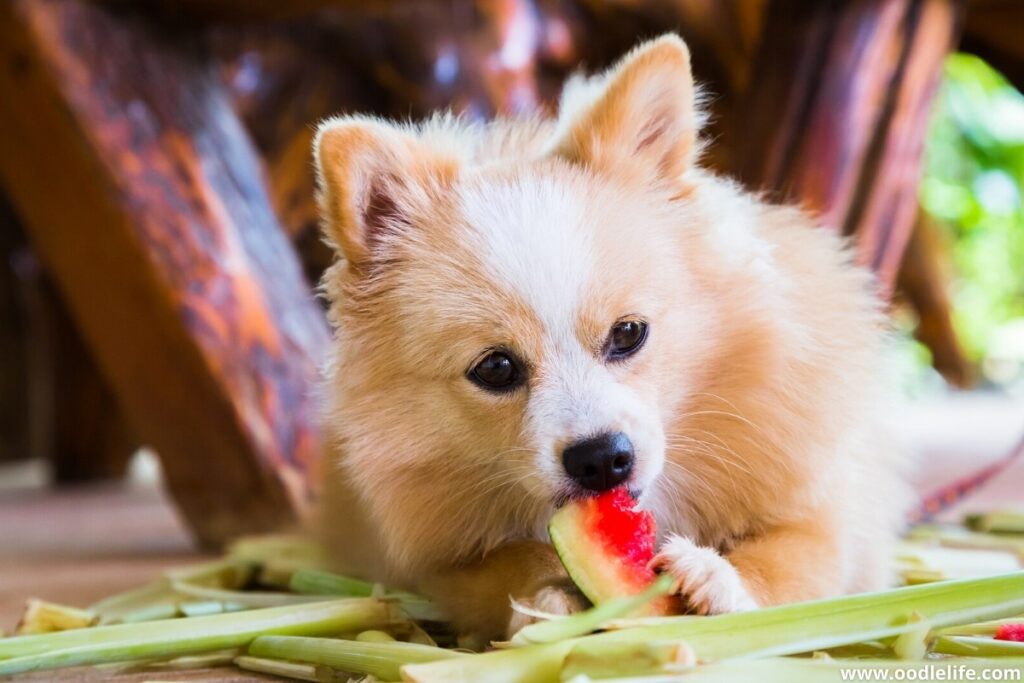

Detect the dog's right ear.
xmin=314 ymin=118 xmax=451 ymax=271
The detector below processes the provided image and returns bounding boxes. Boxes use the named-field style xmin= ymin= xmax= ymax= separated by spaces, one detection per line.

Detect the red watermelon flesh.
xmin=995 ymin=623 xmax=1024 ymax=642
xmin=549 ymin=488 xmax=675 ymax=614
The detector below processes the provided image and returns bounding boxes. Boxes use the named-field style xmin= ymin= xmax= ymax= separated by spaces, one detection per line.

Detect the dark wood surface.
xmin=733 ymin=0 xmax=965 ymax=294
xmin=0 ymin=198 xmax=29 ymax=466
xmin=25 ymin=277 xmax=137 ymax=483
xmin=0 ymin=0 xmax=330 ymax=547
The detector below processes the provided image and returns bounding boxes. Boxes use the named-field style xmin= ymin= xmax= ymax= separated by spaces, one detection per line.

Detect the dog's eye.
xmin=468 ymin=351 xmax=522 ymax=392
xmin=607 ymin=319 xmax=648 ymax=360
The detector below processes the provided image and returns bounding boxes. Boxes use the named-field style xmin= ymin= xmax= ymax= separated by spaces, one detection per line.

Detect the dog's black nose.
xmin=562 ymin=432 xmax=634 ymax=492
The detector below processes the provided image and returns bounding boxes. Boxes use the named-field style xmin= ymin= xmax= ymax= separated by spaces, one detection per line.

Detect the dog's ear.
xmin=314 ymin=118 xmax=451 ymax=271
xmin=555 ymin=34 xmax=699 ymax=185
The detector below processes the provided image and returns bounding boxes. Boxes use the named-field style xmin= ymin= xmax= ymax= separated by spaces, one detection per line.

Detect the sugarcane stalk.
xmin=936 ymin=617 xmax=1024 ymax=637
xmin=289 ymin=568 xmax=377 ymax=598
xmin=965 ymin=510 xmax=1024 ymax=535
xmin=235 ymin=654 xmax=342 ymax=682
xmin=15 ymin=599 xmax=97 ymax=634
xmin=249 ymin=634 xmax=468 ymax=682
xmin=933 ymin=635 xmax=1024 ymax=657
xmin=403 ymin=571 xmax=1024 ymax=683
xmin=560 ymin=640 xmax=693 ymax=680
xmin=287 ymin=568 xmax=444 ymax=621
xmin=0 ymin=599 xmax=403 ymax=676
xmin=511 ymin=575 xmax=674 ymax=646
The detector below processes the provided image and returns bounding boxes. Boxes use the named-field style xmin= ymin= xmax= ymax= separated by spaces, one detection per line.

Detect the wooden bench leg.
xmin=0 ymin=0 xmax=330 ymax=546
xmin=732 ymin=0 xmax=964 ymax=294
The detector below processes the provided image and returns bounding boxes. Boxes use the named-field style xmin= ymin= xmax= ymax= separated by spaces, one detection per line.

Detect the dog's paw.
xmin=649 ymin=535 xmax=758 ymax=615
xmin=505 ymin=582 xmax=588 ymax=639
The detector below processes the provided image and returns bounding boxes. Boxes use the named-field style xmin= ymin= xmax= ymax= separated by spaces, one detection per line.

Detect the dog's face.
xmin=317 ymin=36 xmax=718 ymax=568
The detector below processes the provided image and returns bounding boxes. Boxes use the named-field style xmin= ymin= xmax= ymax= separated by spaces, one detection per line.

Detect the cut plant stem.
xmin=89 ymin=558 xmax=254 ymax=625
xmin=908 ymin=525 xmax=1024 ymax=554
xmin=171 ymin=580 xmax=330 ymax=608
xmin=235 ymin=655 xmax=342 ymax=682
xmin=933 ymin=635 xmax=1024 ymax=657
xmin=511 ymin=575 xmax=675 ymax=646
xmin=227 ymin=533 xmax=325 ymax=569
xmin=403 ymin=571 xmax=1024 ymax=683
xmin=289 ymin=568 xmax=376 ymax=598
xmin=936 ymin=617 xmax=1024 ymax=637
xmin=965 ymin=510 xmax=1024 ymax=535
xmin=178 ymin=600 xmax=245 ymax=617
xmin=0 ymin=599 xmax=403 ymax=676
xmin=288 ymin=568 xmax=444 ymax=621
xmin=249 ymin=635 xmax=468 ymax=682
xmin=357 ymin=630 xmax=397 ymax=643
xmin=560 ymin=640 xmax=694 ymax=680
xmin=128 ymin=649 xmax=241 ymax=672
xmin=892 ymin=612 xmax=929 ymax=660
xmin=15 ymin=599 xmax=97 ymax=634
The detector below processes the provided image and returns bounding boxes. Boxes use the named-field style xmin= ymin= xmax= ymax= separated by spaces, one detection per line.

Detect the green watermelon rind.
xmin=549 ymin=505 xmax=651 ymax=607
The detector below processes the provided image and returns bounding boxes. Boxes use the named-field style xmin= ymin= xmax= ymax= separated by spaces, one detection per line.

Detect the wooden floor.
xmin=0 ymin=391 xmax=1021 ymax=681
xmin=0 ymin=481 xmax=261 ymax=681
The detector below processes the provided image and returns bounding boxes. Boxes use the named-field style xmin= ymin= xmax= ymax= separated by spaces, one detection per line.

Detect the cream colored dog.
xmin=314 ymin=34 xmax=911 ymax=641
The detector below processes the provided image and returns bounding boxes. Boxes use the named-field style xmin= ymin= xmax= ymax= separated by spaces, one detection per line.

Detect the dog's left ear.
xmin=555 ymin=34 xmax=699 ymax=186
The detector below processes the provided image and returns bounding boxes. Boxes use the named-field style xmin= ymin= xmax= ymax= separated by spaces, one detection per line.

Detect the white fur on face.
xmin=457 ymin=172 xmax=667 ymax=501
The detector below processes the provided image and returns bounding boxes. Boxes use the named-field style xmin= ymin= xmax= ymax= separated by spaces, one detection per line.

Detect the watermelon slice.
xmin=549 ymin=488 xmax=677 ymax=615
xmin=995 ymin=623 xmax=1024 ymax=642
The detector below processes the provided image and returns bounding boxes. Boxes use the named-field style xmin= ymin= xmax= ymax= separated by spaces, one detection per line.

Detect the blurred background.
xmin=0 ymin=0 xmax=1021 ymax=631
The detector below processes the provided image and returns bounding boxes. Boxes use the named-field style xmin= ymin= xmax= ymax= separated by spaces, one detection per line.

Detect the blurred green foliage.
xmin=920 ymin=53 xmax=1024 ymax=387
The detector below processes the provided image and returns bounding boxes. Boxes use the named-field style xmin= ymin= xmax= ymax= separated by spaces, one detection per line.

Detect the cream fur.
xmin=314 ymin=35 xmax=912 ymax=641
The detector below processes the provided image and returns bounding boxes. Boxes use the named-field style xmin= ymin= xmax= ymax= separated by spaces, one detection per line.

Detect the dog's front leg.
xmin=419 ymin=540 xmax=587 ymax=642
xmin=651 ymin=515 xmax=842 ymax=614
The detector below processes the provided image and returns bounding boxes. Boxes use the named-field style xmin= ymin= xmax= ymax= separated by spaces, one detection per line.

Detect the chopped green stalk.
xmin=0 ymin=599 xmax=402 ymax=676
xmin=908 ymin=525 xmax=1024 ymax=554
xmin=228 ymin=533 xmax=326 ymax=569
xmin=403 ymin=571 xmax=1024 ymax=683
xmin=119 ymin=603 xmax=182 ymax=623
xmin=602 ymin=615 xmax=700 ymax=631
xmin=820 ymin=641 xmax=893 ymax=658
xmin=902 ymin=569 xmax=945 ymax=585
xmin=89 ymin=558 xmax=253 ymax=625
xmin=933 ymin=635 xmax=1024 ymax=657
xmin=287 ymin=568 xmax=444 ymax=622
xmin=896 ymin=541 xmax=1021 ymax=581
xmin=15 ymin=599 xmax=97 ymax=634
xmin=966 ymin=510 xmax=1024 ymax=535
xmin=395 ymin=594 xmax=446 ymax=622
xmin=936 ymin=617 xmax=1024 ymax=636
xmin=171 ymin=580 xmax=328 ymax=608
xmin=357 ymin=630 xmax=397 ymax=643
xmin=512 ymin=575 xmax=674 ymax=646
xmin=289 ymin=568 xmax=377 ymax=597
xmin=178 ymin=600 xmax=246 ymax=617
xmin=130 ymin=649 xmax=241 ymax=671
xmin=560 ymin=640 xmax=693 ymax=681
xmin=164 ymin=558 xmax=255 ymax=588
xmin=88 ymin=580 xmax=178 ymax=625
xmin=236 ymin=655 xmax=342 ymax=682
xmin=249 ymin=635 xmax=468 ymax=682
xmin=892 ymin=612 xmax=929 ymax=660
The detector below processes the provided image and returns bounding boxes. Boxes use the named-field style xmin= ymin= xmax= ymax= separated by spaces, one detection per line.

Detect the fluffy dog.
xmin=314 ymin=34 xmax=911 ymax=641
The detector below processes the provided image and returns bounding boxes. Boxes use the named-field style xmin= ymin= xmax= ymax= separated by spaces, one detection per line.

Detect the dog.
xmin=313 ymin=34 xmax=912 ymax=641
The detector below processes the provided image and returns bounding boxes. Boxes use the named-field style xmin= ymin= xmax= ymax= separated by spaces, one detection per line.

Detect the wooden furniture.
xmin=0 ymin=0 xmax=996 ymax=545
